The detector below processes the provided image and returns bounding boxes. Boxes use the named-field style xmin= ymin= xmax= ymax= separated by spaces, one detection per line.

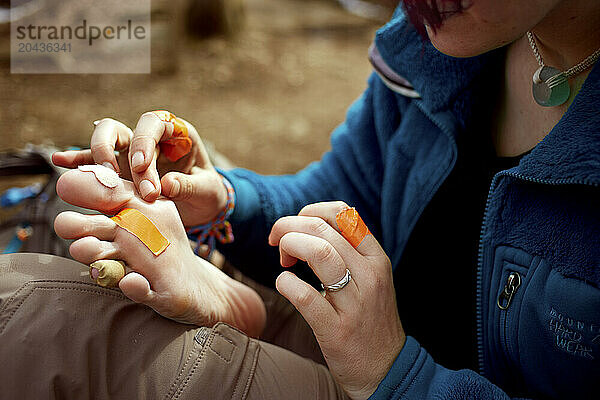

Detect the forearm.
xmin=216 ymin=74 xmax=388 ymax=284
xmin=371 ymin=337 xmax=520 ymax=400
xmin=216 ymin=165 xmax=340 ymax=285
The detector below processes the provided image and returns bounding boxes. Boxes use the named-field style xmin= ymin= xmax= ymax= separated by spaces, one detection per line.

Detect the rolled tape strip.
xmin=335 ymin=207 xmax=371 ymax=248
xmin=111 ymin=208 xmax=170 ymax=256
xmin=90 ymin=260 xmax=126 ymax=288
xmin=153 ymin=110 xmax=193 ymax=162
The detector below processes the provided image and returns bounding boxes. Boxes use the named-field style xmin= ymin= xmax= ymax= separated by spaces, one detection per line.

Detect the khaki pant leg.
xmin=0 ymin=254 xmax=347 ymax=400
xmin=174 ymin=323 xmax=349 ymax=400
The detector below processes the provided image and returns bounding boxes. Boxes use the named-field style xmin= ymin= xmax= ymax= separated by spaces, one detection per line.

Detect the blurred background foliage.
xmin=0 ymin=0 xmax=393 ymax=174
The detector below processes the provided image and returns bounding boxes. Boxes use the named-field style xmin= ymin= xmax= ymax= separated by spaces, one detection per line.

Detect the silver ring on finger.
xmin=321 ymin=269 xmax=352 ymax=292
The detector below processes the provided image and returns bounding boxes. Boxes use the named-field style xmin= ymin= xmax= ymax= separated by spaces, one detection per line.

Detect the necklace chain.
xmin=527 ymin=31 xmax=600 ymax=79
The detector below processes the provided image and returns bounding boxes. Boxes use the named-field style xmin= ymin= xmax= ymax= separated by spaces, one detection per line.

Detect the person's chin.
xmin=426 ymin=14 xmax=509 ymax=58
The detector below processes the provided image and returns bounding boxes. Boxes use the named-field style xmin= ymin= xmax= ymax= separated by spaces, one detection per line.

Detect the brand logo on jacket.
xmin=548 ymin=307 xmax=598 ymax=360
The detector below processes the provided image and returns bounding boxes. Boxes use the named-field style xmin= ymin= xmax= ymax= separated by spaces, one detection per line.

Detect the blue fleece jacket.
xmin=218 ymin=6 xmax=600 ymax=399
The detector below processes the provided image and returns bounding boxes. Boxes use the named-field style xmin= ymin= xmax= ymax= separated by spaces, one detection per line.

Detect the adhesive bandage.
xmin=152 ymin=110 xmax=193 ymax=162
xmin=89 ymin=260 xmax=126 ymax=288
xmin=110 ymin=208 xmax=170 ymax=256
xmin=78 ymin=164 xmax=119 ymax=188
xmin=335 ymin=207 xmax=371 ymax=248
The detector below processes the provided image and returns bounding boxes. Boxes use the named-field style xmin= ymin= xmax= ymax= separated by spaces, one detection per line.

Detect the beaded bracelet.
xmin=186 ymin=174 xmax=235 ymax=257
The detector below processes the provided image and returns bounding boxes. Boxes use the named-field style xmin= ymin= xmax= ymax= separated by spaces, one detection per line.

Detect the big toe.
xmin=56 ymin=166 xmax=134 ymax=214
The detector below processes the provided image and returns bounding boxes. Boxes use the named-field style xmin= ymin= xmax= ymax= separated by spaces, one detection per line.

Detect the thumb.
xmin=275 ymin=271 xmax=335 ymax=338
xmin=161 ymin=171 xmax=205 ymax=201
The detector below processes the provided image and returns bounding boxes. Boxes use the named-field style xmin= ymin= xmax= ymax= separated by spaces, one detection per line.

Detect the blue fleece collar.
xmin=514 ymin=62 xmax=600 ymax=185
xmin=373 ymin=6 xmax=491 ymax=113
xmin=374 ymin=5 xmax=600 ymax=185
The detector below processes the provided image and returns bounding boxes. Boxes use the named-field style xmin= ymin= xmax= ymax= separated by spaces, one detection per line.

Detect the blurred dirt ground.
xmin=0 ymin=0 xmax=385 ymax=174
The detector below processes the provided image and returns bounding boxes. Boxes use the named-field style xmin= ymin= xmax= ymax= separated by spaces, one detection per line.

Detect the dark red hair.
xmin=402 ymin=0 xmax=462 ymax=36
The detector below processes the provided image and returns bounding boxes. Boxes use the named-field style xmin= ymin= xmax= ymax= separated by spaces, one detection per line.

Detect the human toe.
xmin=69 ymin=236 xmax=120 ymax=265
xmin=56 ymin=167 xmax=133 ymax=214
xmin=55 ymin=211 xmax=118 ymax=241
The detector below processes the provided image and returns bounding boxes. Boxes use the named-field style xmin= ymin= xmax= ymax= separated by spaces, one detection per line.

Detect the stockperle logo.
xmin=15 ymin=19 xmax=147 ymax=46
xmin=11 ymin=0 xmax=151 ymax=74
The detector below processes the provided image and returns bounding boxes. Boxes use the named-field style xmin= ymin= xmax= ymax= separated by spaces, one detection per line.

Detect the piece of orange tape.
xmin=111 ymin=208 xmax=170 ymax=256
xmin=335 ymin=207 xmax=371 ymax=248
xmin=153 ymin=110 xmax=193 ymax=162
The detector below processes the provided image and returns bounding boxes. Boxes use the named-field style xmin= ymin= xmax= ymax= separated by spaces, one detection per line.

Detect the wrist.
xmin=212 ymin=172 xmax=235 ymax=220
xmin=186 ymin=174 xmax=236 ymax=257
xmin=213 ymin=173 xmax=230 ymax=220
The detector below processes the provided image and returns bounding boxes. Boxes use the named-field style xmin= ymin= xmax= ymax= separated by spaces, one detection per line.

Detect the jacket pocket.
xmin=490 ymin=245 xmax=600 ymax=399
xmin=487 ymin=246 xmax=536 ymax=394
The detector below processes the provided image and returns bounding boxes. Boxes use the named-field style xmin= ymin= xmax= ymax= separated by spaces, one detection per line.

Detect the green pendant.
xmin=532 ymin=66 xmax=570 ymax=107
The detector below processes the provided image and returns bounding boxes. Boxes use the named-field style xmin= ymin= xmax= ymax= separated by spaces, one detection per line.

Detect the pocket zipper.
xmin=497 ymin=272 xmax=521 ymax=310
xmin=497 ymin=271 xmax=523 ymax=388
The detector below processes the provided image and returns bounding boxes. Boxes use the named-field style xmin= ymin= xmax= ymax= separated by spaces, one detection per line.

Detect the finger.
xmin=181 ymin=119 xmax=212 ymax=170
xmin=280 ymin=250 xmax=298 ymax=268
xmin=129 ymin=112 xmax=172 ymax=200
xmin=132 ymin=146 xmax=161 ymax=201
xmin=119 ymin=272 xmax=157 ymax=304
xmin=90 ymin=118 xmax=134 ymax=173
xmin=129 ymin=112 xmax=174 ymax=174
xmin=269 ymin=215 xmax=358 ymax=268
xmin=275 ymin=271 xmax=338 ymax=337
xmin=278 ymin=232 xmax=358 ymax=308
xmin=299 ymin=202 xmax=383 ymax=258
xmin=116 ymin=151 xmax=132 ymax=180
xmin=69 ymin=236 xmax=120 ymax=265
xmin=52 ymin=149 xmax=94 ymax=168
xmin=54 ymin=211 xmax=118 ymax=241
xmin=160 ymin=169 xmax=219 ymax=202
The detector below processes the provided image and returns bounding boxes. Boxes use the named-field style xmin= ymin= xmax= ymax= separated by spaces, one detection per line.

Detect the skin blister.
xmin=78 ymin=164 xmax=120 ymax=188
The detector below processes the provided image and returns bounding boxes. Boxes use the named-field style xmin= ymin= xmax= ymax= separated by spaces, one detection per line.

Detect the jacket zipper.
xmin=476 ymin=171 xmax=599 ymax=376
xmin=498 ymin=271 xmax=521 ymax=365
xmin=497 ymin=271 xmax=521 ymax=311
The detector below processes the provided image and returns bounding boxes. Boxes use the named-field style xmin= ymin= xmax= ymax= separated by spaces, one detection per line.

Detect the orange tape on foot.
xmin=111 ymin=208 xmax=170 ymax=256
xmin=153 ymin=110 xmax=193 ymax=162
xmin=335 ymin=207 xmax=371 ymax=248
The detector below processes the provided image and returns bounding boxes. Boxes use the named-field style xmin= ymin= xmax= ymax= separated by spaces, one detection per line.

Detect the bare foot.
xmin=54 ymin=167 xmax=266 ymax=337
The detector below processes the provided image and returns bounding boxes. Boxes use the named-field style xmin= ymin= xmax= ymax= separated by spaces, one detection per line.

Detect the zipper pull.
xmin=497 ymin=272 xmax=521 ymax=310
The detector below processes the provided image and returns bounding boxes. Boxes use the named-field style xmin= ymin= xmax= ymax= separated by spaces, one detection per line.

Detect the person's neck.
xmin=492 ymin=1 xmax=600 ymax=157
xmin=530 ymin=0 xmax=600 ymax=71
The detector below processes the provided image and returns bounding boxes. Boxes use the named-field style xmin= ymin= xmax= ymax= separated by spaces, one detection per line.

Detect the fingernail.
xmin=276 ymin=271 xmax=298 ymax=292
xmin=165 ymin=121 xmax=175 ymax=136
xmin=90 ymin=267 xmax=99 ymax=280
xmin=139 ymin=179 xmax=155 ymax=198
xmin=460 ymin=0 xmax=473 ymax=10
xmin=102 ymin=162 xmax=115 ymax=171
xmin=131 ymin=152 xmax=144 ymax=169
xmin=169 ymin=179 xmax=180 ymax=197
